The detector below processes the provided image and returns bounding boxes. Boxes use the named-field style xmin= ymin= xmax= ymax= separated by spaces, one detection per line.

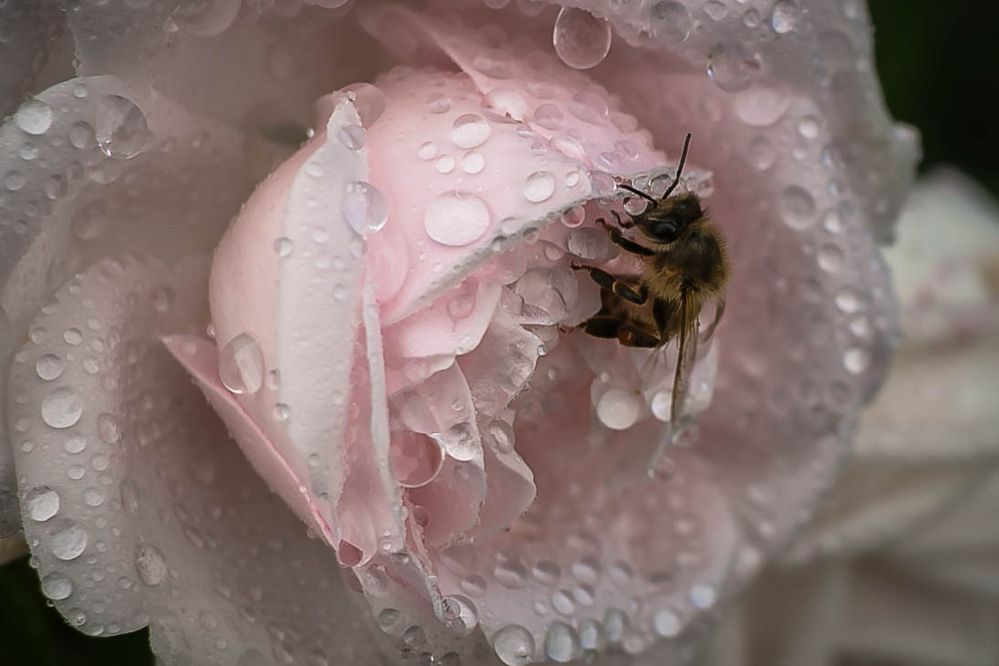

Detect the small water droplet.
xmin=64 ymin=436 xmax=86 ymax=454
xmin=418 ymin=141 xmax=438 ymax=160
xmin=51 ymin=523 xmax=88 ymax=560
xmin=424 ymin=191 xmax=492 ymax=246
xmin=651 ymin=1 xmax=692 ymax=41
xmin=219 ymin=333 xmax=265 ymax=395
xmin=532 ymin=103 xmax=564 ymax=131
xmin=42 ymin=387 xmax=83 ymax=429
xmin=273 ymin=237 xmax=293 ymax=257
xmin=377 ymin=608 xmax=400 ymax=632
xmin=342 ymin=181 xmax=389 ymax=236
xmin=779 ymin=185 xmax=816 ymax=229
xmin=273 ymin=403 xmax=291 ymax=422
xmin=25 ymin=487 xmax=60 ymax=522
xmin=734 ymin=86 xmax=791 ymax=127
xmin=15 ymin=99 xmax=54 ymax=135
xmin=41 ymin=573 xmax=73 ymax=600
xmin=707 ymin=43 xmax=760 ymax=92
xmin=843 ymin=347 xmax=869 ymax=374
xmin=771 ymin=0 xmax=801 ymax=33
xmin=487 ymin=420 xmax=515 ymax=453
xmin=689 ymin=583 xmax=716 ymax=609
xmin=435 ymin=154 xmax=456 ymax=174
xmin=462 ymin=151 xmax=485 ymax=174
xmin=451 ymin=114 xmax=491 ymax=149
xmin=36 ymin=354 xmax=64 ymax=381
xmin=544 ymin=622 xmax=581 ymax=663
xmin=95 ymin=95 xmax=152 ymax=160
xmin=494 ymin=624 xmax=536 ymax=666
xmin=553 ymin=7 xmax=613 ymax=70
xmin=653 ymin=608 xmax=681 ymax=637
xmin=523 ymin=171 xmax=556 ymax=203
xmin=389 ymin=430 xmax=444 ymax=488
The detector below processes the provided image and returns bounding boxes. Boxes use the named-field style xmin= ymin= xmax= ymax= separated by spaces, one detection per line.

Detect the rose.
xmin=0 ymin=1 xmax=917 ymax=664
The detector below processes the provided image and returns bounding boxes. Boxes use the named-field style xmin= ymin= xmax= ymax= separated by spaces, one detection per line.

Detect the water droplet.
xmin=603 ymin=608 xmax=628 ymax=643
xmin=653 ymin=608 xmax=681 ymax=637
xmin=41 ymin=573 xmax=73 ymax=600
xmin=273 ymin=237 xmax=293 ymax=257
xmin=689 ymin=583 xmax=716 ymax=609
xmin=15 ymin=99 xmax=54 ymax=135
xmin=4 ymin=170 xmax=26 ymax=191
xmin=219 ymin=333 xmax=265 ymax=395
xmin=36 ymin=354 xmax=64 ymax=381
xmin=424 ymin=191 xmax=492 ymax=246
xmin=451 ymin=114 xmax=491 ymax=149
xmin=51 ymin=523 xmax=88 ymax=560
xmin=342 ymin=181 xmax=389 ymax=236
xmin=25 ymin=487 xmax=60 ymax=522
xmin=447 ymin=280 xmax=478 ymax=321
xmin=135 ymin=543 xmax=167 ymax=586
xmin=95 ymin=95 xmax=152 ymax=160
xmin=64 ymin=436 xmax=86 ymax=454
xmin=427 ymin=92 xmax=452 ymax=114
xmin=336 ymin=124 xmax=365 ymax=150
xmin=402 ymin=625 xmax=427 ymax=647
xmin=707 ymin=43 xmax=760 ymax=92
xmin=435 ymin=154 xmax=456 ymax=174
xmin=747 ymin=136 xmax=777 ymax=170
xmin=418 ymin=141 xmax=438 ymax=160
xmin=532 ymin=103 xmax=564 ymax=131
xmin=443 ymin=595 xmax=479 ymax=634
xmin=818 ymin=244 xmax=845 ymax=272
xmin=553 ymin=7 xmax=613 ymax=70
xmin=779 ymin=185 xmax=816 ymax=229
xmin=560 ymin=205 xmax=586 ymax=228
xmin=487 ymin=420 xmax=515 ymax=453
xmin=462 ymin=151 xmax=485 ymax=174
xmin=389 ymin=430 xmax=444 ymax=488
xmin=545 ymin=622 xmax=581 ymax=663
xmin=651 ymin=1 xmax=692 ymax=41
xmin=485 ymin=88 xmax=529 ymax=121
xmin=843 ymin=347 xmax=869 ymax=374
xmin=341 ymin=82 xmax=387 ymax=127
xmin=596 ymin=388 xmax=642 ymax=430
xmin=771 ymin=0 xmax=801 ymax=33
xmin=567 ymin=90 xmax=609 ymax=124
xmin=42 ymin=387 xmax=83 ymax=428
xmin=734 ymin=86 xmax=791 ymax=127
xmin=273 ymin=403 xmax=291 ymax=422
xmin=523 ymin=171 xmax=556 ymax=203
xmin=494 ymin=560 xmax=528 ymax=588
xmin=171 ymin=0 xmax=240 ymax=37
xmin=377 ymin=608 xmax=400 ymax=632
xmin=494 ymin=624 xmax=536 ymax=666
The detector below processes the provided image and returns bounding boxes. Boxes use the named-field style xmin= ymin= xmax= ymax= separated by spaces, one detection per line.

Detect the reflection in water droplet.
xmin=707 ymin=43 xmax=760 ymax=92
xmin=51 ymin=523 xmax=88 ymax=560
xmin=95 ymin=95 xmax=152 ymax=160
xmin=219 ymin=333 xmax=265 ymax=395
xmin=451 ymin=114 xmax=491 ymax=149
xmin=342 ymin=181 xmax=389 ymax=236
xmin=25 ymin=487 xmax=60 ymax=522
xmin=553 ymin=7 xmax=613 ymax=70
xmin=15 ymin=99 xmax=54 ymax=135
xmin=42 ymin=387 xmax=83 ymax=429
xmin=424 ymin=191 xmax=492 ymax=247
xmin=389 ymin=430 xmax=444 ymax=488
xmin=494 ymin=624 xmax=536 ymax=666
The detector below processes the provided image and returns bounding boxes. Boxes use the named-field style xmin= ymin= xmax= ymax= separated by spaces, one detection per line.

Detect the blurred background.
xmin=1 ymin=1 xmax=997 ymax=664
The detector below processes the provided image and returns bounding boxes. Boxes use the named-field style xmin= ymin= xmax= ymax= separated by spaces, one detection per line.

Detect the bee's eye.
xmin=649 ymin=218 xmax=680 ymax=242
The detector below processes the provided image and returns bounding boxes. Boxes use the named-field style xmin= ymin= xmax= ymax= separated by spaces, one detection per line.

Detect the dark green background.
xmin=1 ymin=1 xmax=996 ymax=663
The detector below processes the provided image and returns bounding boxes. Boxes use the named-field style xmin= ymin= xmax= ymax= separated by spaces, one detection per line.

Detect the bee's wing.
xmin=669 ymin=288 xmax=700 ymax=427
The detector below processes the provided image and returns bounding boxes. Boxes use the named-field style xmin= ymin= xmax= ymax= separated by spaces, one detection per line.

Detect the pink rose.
xmin=0 ymin=1 xmax=917 ymax=664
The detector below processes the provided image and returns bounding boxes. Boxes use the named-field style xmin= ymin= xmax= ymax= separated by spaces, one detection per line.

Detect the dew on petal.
xmin=427 ymin=92 xmax=452 ymax=114
xmin=418 ymin=141 xmax=438 ymax=160
xmin=51 ymin=522 xmax=88 ymax=561
xmin=734 ymin=86 xmax=791 ymax=127
xmin=779 ymin=185 xmax=817 ymax=229
xmin=596 ymin=388 xmax=642 ymax=430
xmin=652 ymin=608 xmax=681 ymax=637
xmin=532 ymin=103 xmax=564 ymax=131
xmin=342 ymin=181 xmax=389 ymax=236
xmin=135 ymin=543 xmax=168 ymax=586
xmin=493 ymin=624 xmax=536 ymax=666
xmin=40 ymin=573 xmax=73 ymax=600
xmin=451 ymin=114 xmax=491 ymax=149
xmin=25 ymin=487 xmax=60 ymax=522
xmin=15 ymin=99 xmax=54 ymax=135
xmin=94 ymin=95 xmax=152 ymax=160
xmin=651 ymin=1 xmax=692 ymax=41
xmin=389 ymin=430 xmax=444 ymax=488
xmin=461 ymin=151 xmax=485 ymax=174
xmin=41 ymin=387 xmax=83 ymax=429
xmin=553 ymin=7 xmax=613 ymax=70
xmin=218 ymin=333 xmax=265 ymax=395
xmin=545 ymin=621 xmax=582 ymax=663
xmin=424 ymin=191 xmax=492 ymax=246
xmin=36 ymin=354 xmax=64 ymax=381
xmin=843 ymin=347 xmax=870 ymax=374
xmin=707 ymin=43 xmax=761 ymax=92
xmin=523 ymin=171 xmax=556 ymax=203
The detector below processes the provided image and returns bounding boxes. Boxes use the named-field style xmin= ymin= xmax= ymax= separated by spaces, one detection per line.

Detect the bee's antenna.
xmin=617 ymin=183 xmax=658 ymax=204
xmin=663 ymin=132 xmax=693 ymax=199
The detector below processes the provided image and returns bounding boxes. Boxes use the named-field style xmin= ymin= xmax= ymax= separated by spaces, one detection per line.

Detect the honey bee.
xmin=572 ymin=133 xmax=729 ymax=428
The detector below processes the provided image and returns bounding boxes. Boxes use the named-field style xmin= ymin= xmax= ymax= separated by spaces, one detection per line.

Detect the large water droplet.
xmin=42 ymin=387 xmax=83 ymax=429
xmin=25 ymin=487 xmax=60 ymax=522
xmin=596 ymin=388 xmax=642 ymax=430
xmin=170 ymin=0 xmax=240 ymax=37
xmin=219 ymin=333 xmax=265 ymax=395
xmin=389 ymin=430 xmax=444 ymax=488
xmin=707 ymin=43 xmax=761 ymax=92
xmin=95 ymin=95 xmax=152 ymax=160
xmin=341 ymin=83 xmax=387 ymax=127
xmin=545 ymin=622 xmax=581 ymax=663
xmin=494 ymin=624 xmax=536 ymax=666
xmin=342 ymin=181 xmax=388 ymax=236
xmin=135 ymin=543 xmax=168 ymax=586
xmin=15 ymin=99 xmax=54 ymax=135
xmin=424 ymin=191 xmax=492 ymax=246
xmin=41 ymin=573 xmax=73 ymax=600
xmin=51 ymin=523 xmax=88 ymax=561
xmin=36 ymin=354 xmax=64 ymax=381
xmin=553 ymin=7 xmax=613 ymax=70
xmin=451 ymin=114 xmax=491 ymax=149
xmin=523 ymin=171 xmax=556 ymax=203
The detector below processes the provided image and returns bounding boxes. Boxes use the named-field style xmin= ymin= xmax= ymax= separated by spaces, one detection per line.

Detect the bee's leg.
xmin=596 ymin=221 xmax=656 ymax=257
xmin=699 ymin=298 xmax=726 ymax=343
xmin=583 ymin=316 xmax=661 ymax=348
xmin=571 ymin=264 xmax=648 ymax=305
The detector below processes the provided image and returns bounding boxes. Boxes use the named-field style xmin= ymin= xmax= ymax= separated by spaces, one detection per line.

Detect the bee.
xmin=572 ymin=133 xmax=729 ymax=429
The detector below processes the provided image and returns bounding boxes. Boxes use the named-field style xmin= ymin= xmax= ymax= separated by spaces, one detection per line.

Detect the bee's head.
xmin=635 ymin=192 xmax=703 ymax=244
